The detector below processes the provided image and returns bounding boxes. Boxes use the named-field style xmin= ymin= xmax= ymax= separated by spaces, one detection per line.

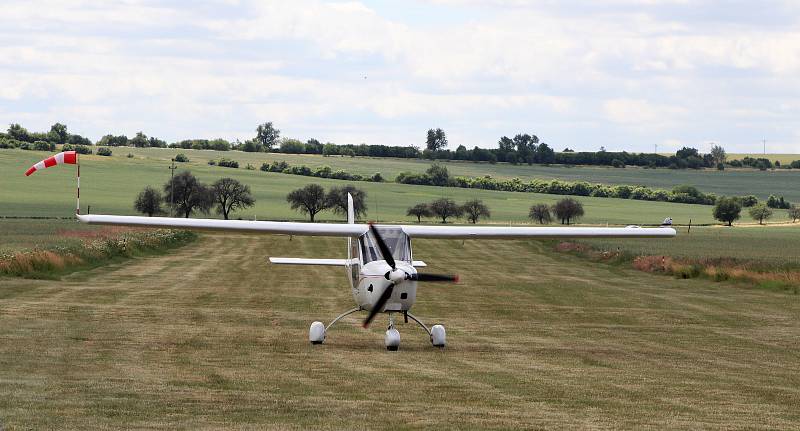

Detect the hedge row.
xmin=260 ymin=161 xmax=384 ymax=182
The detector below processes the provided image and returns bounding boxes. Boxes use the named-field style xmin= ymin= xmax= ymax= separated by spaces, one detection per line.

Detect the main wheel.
xmin=385 ymin=327 xmax=400 ymax=351
xmin=309 ymin=321 xmax=325 ymax=344
xmin=431 ymin=324 xmax=446 ymax=347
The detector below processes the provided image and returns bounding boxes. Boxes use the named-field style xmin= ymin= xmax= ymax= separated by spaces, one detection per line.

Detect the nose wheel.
xmin=385 ymin=315 xmax=401 ymax=351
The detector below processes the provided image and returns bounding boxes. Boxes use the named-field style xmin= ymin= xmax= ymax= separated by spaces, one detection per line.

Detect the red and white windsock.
xmin=24 ymin=151 xmax=78 ymax=176
xmin=23 ymin=151 xmax=81 ymax=214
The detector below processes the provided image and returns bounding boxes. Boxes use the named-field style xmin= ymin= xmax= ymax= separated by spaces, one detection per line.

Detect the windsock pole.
xmin=76 ymin=159 xmax=80 ymax=215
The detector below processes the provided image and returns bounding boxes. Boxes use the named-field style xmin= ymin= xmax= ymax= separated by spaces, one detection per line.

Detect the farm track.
xmin=0 ymin=234 xmax=799 ymax=429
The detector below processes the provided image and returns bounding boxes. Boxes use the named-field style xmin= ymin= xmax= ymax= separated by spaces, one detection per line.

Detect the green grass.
xmin=86 ymin=147 xmax=800 ymax=201
xmin=1 ymin=233 xmax=799 ymax=429
xmin=2 ymin=149 xmax=789 ymax=226
xmin=580 ymin=225 xmax=800 ymax=269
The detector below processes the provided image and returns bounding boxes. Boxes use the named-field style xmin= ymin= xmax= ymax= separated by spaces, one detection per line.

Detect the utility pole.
xmin=168 ymin=158 xmax=177 ymax=213
xmin=655 ymin=143 xmax=658 ymax=154
xmin=763 ymin=139 xmax=766 ymax=155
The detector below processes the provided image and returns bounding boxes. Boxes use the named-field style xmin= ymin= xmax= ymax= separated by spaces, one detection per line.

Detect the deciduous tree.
xmin=529 ymin=203 xmax=552 ymax=224
xmin=256 ymin=122 xmax=280 ymax=151
xmin=406 ymin=203 xmax=432 ymax=223
xmin=134 ymin=186 xmax=163 ymax=217
xmin=462 ymin=199 xmax=490 ymax=224
xmin=429 ymin=198 xmax=462 ymax=223
xmin=287 ymin=184 xmax=328 ymax=222
xmin=552 ymin=198 xmax=584 ymax=225
xmin=712 ymin=196 xmax=742 ymax=226
xmin=212 ymin=178 xmax=255 ymax=220
xmin=164 ymin=171 xmax=214 ymax=218
xmin=326 ymin=185 xmax=367 ymax=220
xmin=425 ymin=128 xmax=447 ymax=152
xmin=748 ymin=203 xmax=773 ymax=225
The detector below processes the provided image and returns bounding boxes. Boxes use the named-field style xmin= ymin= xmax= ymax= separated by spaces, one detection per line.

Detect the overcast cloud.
xmin=1 ymin=0 xmax=798 ymax=152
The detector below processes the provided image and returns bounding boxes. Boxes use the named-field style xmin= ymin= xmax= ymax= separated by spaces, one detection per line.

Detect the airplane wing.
xmin=399 ymin=224 xmax=676 ymax=238
xmin=77 ymin=214 xmax=367 ymax=237
xmin=77 ymin=214 xmax=675 ymax=238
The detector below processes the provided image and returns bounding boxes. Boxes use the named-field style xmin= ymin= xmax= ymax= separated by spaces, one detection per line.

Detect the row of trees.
xmin=713 ymin=198 xmax=800 ymax=226
xmin=134 ymin=173 xmax=254 ymax=219
xmin=406 ymin=199 xmax=490 ymax=224
xmin=286 ymin=184 xmax=367 ymax=222
xmin=6 ymin=122 xmax=797 ymax=172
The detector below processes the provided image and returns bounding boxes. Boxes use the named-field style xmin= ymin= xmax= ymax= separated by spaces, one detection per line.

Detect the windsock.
xmin=24 ymin=151 xmax=78 ymax=176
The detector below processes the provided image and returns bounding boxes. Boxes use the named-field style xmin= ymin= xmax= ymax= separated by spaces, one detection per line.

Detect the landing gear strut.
xmin=309 ymin=307 xmax=361 ymax=344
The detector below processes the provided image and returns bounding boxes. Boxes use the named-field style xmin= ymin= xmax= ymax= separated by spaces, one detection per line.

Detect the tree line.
xmin=134 ymin=172 xmax=255 ymax=220
xmin=5 ymin=122 xmax=798 ymax=171
xmin=712 ymin=198 xmax=800 ymax=226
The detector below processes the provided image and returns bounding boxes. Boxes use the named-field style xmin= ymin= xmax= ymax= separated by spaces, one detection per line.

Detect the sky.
xmin=1 ymin=0 xmax=799 ymax=153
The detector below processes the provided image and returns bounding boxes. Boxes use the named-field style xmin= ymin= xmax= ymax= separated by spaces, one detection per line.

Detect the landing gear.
xmin=405 ymin=311 xmax=446 ymax=348
xmin=309 ymin=308 xmax=445 ymax=349
xmin=308 ymin=307 xmax=361 ymax=345
xmin=385 ymin=315 xmax=400 ymax=351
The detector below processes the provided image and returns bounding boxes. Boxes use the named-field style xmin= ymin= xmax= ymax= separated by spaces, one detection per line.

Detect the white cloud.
xmin=0 ymin=0 xmax=798 ymax=151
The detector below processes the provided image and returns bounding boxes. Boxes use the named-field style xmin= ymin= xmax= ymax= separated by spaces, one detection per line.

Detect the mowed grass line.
xmin=0 ymin=149 xmax=765 ymax=226
xmin=0 ymin=234 xmax=799 ymax=429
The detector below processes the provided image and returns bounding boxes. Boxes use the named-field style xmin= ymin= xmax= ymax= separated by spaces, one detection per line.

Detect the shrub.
xmin=217 ymin=158 xmax=239 ymax=168
xmin=174 ymin=153 xmax=189 ymax=162
xmin=370 ymin=172 xmax=384 ymax=182
xmin=245 ymin=163 xmax=255 ymax=170
xmin=33 ymin=141 xmax=55 ymax=151
xmin=127 ymin=153 xmax=134 ymax=158
xmin=62 ymin=144 xmax=92 ymax=154
xmin=208 ymin=160 xmax=216 ymax=166
xmin=96 ymin=147 xmax=113 ymax=156
xmin=611 ymin=158 xmax=625 ymax=168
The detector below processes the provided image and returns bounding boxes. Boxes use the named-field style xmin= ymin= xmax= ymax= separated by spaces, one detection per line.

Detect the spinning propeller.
xmin=362 ymin=224 xmax=458 ymax=328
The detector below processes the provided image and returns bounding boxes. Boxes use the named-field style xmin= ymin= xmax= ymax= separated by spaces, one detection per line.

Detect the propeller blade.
xmin=369 ymin=224 xmax=396 ymax=270
xmin=363 ymin=283 xmax=394 ymax=328
xmin=412 ymin=273 xmax=460 ymax=283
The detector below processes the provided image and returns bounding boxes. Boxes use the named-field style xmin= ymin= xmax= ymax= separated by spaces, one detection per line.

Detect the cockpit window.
xmin=359 ymin=227 xmax=411 ymax=264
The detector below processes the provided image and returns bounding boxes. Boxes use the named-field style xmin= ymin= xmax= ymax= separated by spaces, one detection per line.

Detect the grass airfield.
xmin=1 ymin=233 xmax=799 ymax=429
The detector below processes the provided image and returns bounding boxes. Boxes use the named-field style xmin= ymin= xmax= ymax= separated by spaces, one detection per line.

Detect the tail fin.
xmin=347 ymin=193 xmax=355 ymax=224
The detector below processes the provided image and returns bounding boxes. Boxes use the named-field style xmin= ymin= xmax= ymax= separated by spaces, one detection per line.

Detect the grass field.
xmin=62 ymin=147 xmax=800 ymax=202
xmin=1 ymin=233 xmax=799 ymax=429
xmin=2 ymin=149 xmax=752 ymax=226
xmin=729 ymin=153 xmax=799 ymax=165
xmin=581 ymin=224 xmax=800 ymax=269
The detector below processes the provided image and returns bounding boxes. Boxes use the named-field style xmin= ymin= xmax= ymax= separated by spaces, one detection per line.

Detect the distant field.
xmin=729 ymin=153 xmax=799 ymax=164
xmin=1 ymin=149 xmax=750 ymax=226
xmin=71 ymin=146 xmax=800 ymax=202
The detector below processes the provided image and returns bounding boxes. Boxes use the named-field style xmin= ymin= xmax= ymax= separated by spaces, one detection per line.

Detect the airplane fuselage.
xmin=346 ymin=231 xmax=418 ymax=313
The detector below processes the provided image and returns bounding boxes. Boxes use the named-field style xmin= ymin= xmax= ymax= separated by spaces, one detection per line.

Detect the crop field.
xmin=1 ymin=149 xmax=735 ymax=226
xmin=3 ymin=149 xmax=792 ymax=227
xmin=1 ymin=232 xmax=799 ymax=429
xmin=74 ymin=147 xmax=800 ymax=202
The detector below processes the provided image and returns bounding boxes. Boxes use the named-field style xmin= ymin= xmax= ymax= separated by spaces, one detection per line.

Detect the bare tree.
xmin=212 ymin=178 xmax=255 ymax=220
xmin=429 ymin=198 xmax=462 ymax=223
xmin=529 ymin=203 xmax=552 ymax=224
xmin=406 ymin=203 xmax=432 ymax=223
xmin=462 ymin=199 xmax=491 ymax=224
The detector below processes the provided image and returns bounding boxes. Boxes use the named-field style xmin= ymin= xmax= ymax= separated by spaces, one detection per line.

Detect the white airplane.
xmin=77 ymin=195 xmax=676 ymax=350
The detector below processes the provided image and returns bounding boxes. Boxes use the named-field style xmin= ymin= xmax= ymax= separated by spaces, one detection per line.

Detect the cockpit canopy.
xmin=359 ymin=227 xmax=411 ymax=264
